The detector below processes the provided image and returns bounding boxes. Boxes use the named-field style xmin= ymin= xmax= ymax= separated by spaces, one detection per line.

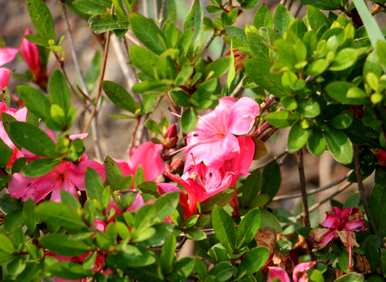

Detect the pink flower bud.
xmin=377 ymin=149 xmax=386 ymax=166
xmin=20 ymin=28 xmax=42 ymax=81
xmin=166 ymin=124 xmax=177 ymax=139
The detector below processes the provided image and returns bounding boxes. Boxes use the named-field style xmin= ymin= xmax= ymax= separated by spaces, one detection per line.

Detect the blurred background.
xmin=1 ymin=0 xmax=367 ymax=224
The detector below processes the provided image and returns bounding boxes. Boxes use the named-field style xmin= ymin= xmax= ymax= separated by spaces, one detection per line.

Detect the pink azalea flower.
xmin=8 ymin=155 xmax=105 ymax=202
xmin=20 ymin=28 xmax=42 ymax=80
xmin=318 ymin=207 xmax=365 ymax=248
xmin=117 ymin=141 xmax=165 ymax=181
xmin=0 ymin=47 xmax=18 ymax=66
xmin=267 ymin=267 xmax=290 ymax=282
xmin=186 ymin=96 xmax=259 ymax=168
xmin=314 ymin=207 xmax=365 ymax=270
xmin=292 ymin=261 xmax=316 ymax=282
xmin=0 ymin=68 xmax=11 ymax=90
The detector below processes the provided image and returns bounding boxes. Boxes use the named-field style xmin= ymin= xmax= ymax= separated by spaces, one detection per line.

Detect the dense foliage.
xmin=0 ymin=0 xmax=385 ymax=281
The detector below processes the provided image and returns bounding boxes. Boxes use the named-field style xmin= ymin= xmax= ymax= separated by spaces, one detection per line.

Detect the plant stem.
xmin=297 ymin=150 xmax=310 ymax=228
xmin=273 ymin=176 xmax=348 ymax=202
xmin=82 ymin=31 xmax=111 ymax=133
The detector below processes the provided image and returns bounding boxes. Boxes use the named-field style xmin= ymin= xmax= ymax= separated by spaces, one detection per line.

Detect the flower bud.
xmin=163 ymin=124 xmax=178 ymax=149
xmin=371 ymin=92 xmax=383 ymax=104
xmin=20 ymin=28 xmax=46 ymax=86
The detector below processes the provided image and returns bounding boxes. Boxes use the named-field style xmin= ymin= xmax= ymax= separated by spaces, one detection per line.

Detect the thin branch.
xmin=294 ymin=3 xmax=304 ymax=17
xmin=61 ymin=2 xmax=88 ymax=94
xmin=272 ymin=176 xmax=348 ymax=202
xmin=111 ymin=35 xmax=136 ymax=89
xmin=129 ymin=117 xmax=141 ymax=151
xmin=296 ymin=182 xmax=353 ymax=219
xmin=297 ymin=150 xmax=310 ymax=228
xmin=254 ymin=150 xmax=288 ymax=170
xmin=82 ymin=32 xmax=112 ymax=133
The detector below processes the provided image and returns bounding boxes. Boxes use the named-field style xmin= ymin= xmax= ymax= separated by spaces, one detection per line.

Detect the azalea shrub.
xmin=0 ymin=0 xmax=386 ymax=281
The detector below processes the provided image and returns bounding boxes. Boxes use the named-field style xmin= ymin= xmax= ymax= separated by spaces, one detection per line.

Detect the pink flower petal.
xmin=20 ymin=29 xmax=41 ymax=78
xmin=319 ymin=230 xmax=337 ymax=248
xmin=128 ymin=142 xmax=165 ymax=181
xmin=0 ymin=67 xmax=11 ymax=89
xmin=292 ymin=261 xmax=316 ymax=282
xmin=267 ymin=267 xmax=290 ymax=282
xmin=344 ymin=219 xmax=365 ymax=232
xmin=229 ymin=97 xmax=260 ymax=135
xmin=127 ymin=193 xmax=144 ymax=212
xmin=69 ymin=133 xmax=88 ymax=140
xmin=0 ymin=48 xmax=18 ymax=66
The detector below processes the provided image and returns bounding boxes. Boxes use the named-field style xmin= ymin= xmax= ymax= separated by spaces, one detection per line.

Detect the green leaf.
xmin=103 ymin=81 xmax=137 ymax=113
xmin=334 ymin=272 xmax=364 ymax=282
xmin=307 ymin=59 xmax=330 ymax=76
xmin=89 ymin=14 xmax=129 ymax=33
xmin=227 ymin=47 xmax=236 ymax=89
xmin=265 ymin=111 xmax=291 ymax=128
xmin=129 ymin=13 xmax=166 ymax=54
xmin=376 ymin=40 xmax=386 ymax=68
xmin=17 ymin=85 xmax=51 ymax=121
xmin=184 ymin=0 xmax=203 ymax=43
xmin=324 ymin=128 xmax=353 ymax=164
xmin=288 ymin=122 xmax=310 ymax=153
xmin=260 ymin=210 xmax=282 ymax=232
xmin=209 ymin=261 xmax=234 ymax=282
xmin=8 ymin=122 xmax=56 ymax=157
xmin=22 ymin=159 xmax=60 ymax=177
xmin=106 ymin=246 xmax=155 ymax=268
xmin=72 ymin=0 xmax=111 ymax=16
xmin=160 ymin=234 xmax=176 ymax=274
xmin=325 ymin=82 xmax=368 ymax=105
xmin=175 ymin=65 xmax=193 ymax=85
xmin=369 ymin=169 xmax=386 ymax=237
xmin=253 ymin=4 xmax=272 ymax=28
xmin=40 ymin=234 xmax=91 ymax=256
xmin=154 ymin=192 xmax=179 ymax=221
xmin=307 ymin=6 xmax=329 ymax=30
xmin=0 ymin=138 xmax=13 ymax=167
xmin=26 ymin=0 xmax=55 ymax=41
xmin=261 ymin=161 xmax=281 ymax=200
xmin=0 ymin=233 xmax=15 ymax=254
xmin=36 ymin=202 xmax=87 ymax=231
xmin=301 ymin=0 xmax=343 ymax=10
xmin=298 ymin=100 xmax=320 ymax=118
xmin=237 ymin=208 xmax=261 ymax=248
xmin=353 ymin=0 xmax=384 ymax=48
xmin=238 ymin=247 xmax=269 ymax=276
xmin=307 ymin=130 xmax=326 ymax=156
xmin=48 ymin=70 xmax=71 ymax=114
xmin=85 ymin=168 xmax=104 ymax=203
xmin=274 ymin=4 xmax=291 ymax=35
xmin=129 ymin=46 xmax=160 ymax=78
xmin=329 ymin=48 xmax=363 ymax=71
xmin=181 ymin=108 xmax=197 ymax=133
xmin=331 ymin=112 xmax=353 ymax=129
xmin=212 ymin=206 xmax=236 ymax=253
xmin=104 ymin=156 xmax=132 ymax=190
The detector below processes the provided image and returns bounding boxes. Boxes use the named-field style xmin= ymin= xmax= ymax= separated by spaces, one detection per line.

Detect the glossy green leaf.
xmin=238 ymin=247 xmax=269 ymax=276
xmin=40 ymin=234 xmax=91 ymax=256
xmin=212 ymin=206 xmax=236 ymax=253
xmin=26 ymin=0 xmax=55 ymax=41
xmin=103 ymin=80 xmax=137 ymax=113
xmin=181 ymin=108 xmax=197 ymax=133
xmin=307 ymin=130 xmax=326 ymax=156
xmin=22 ymin=159 xmax=60 ymax=177
xmin=17 ymin=85 xmax=51 ymax=121
xmin=326 ymin=82 xmax=368 ymax=105
xmin=129 ymin=13 xmax=166 ymax=54
xmin=8 ymin=122 xmax=56 ymax=157
xmin=237 ymin=208 xmax=261 ymax=248
xmin=160 ymin=234 xmax=176 ymax=274
xmin=288 ymin=122 xmax=310 ymax=153
xmin=48 ymin=70 xmax=71 ymax=114
xmin=324 ymin=128 xmax=353 ymax=164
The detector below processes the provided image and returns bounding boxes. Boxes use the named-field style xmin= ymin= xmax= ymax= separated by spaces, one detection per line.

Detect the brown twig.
xmin=273 ymin=176 xmax=348 ymax=202
xmin=297 ymin=150 xmax=310 ymax=228
xmin=82 ymin=31 xmax=112 ymax=133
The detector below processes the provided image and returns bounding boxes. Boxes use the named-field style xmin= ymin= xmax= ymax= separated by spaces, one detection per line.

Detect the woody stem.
xmin=297 ymin=150 xmax=310 ymax=228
